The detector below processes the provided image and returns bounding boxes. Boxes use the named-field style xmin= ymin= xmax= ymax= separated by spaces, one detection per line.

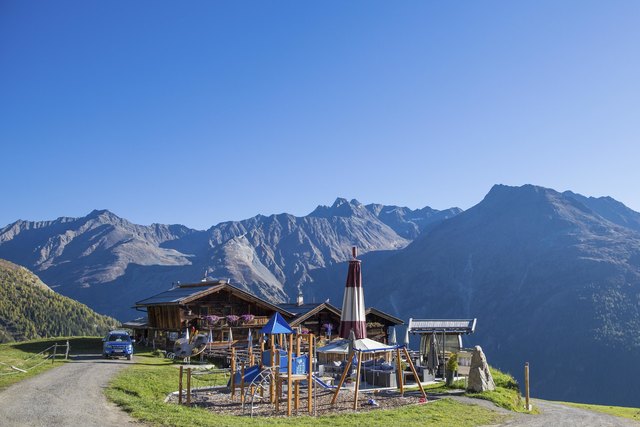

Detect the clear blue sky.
xmin=2 ymin=1 xmax=639 ymax=230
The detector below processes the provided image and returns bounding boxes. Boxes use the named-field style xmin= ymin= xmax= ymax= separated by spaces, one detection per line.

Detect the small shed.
xmin=407 ymin=318 xmax=476 ymax=372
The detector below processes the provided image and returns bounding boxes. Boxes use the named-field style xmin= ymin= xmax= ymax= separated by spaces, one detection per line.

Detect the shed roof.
xmin=407 ymin=318 xmax=477 ymax=334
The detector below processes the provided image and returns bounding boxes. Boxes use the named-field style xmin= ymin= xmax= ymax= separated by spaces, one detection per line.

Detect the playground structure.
xmin=173 ymin=315 xmax=431 ymax=418
xmin=228 ymin=312 xmax=317 ymax=417
xmin=330 ymin=341 xmax=427 ymax=410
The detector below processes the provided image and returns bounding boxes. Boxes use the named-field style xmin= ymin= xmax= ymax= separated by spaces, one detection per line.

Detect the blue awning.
xmin=260 ymin=312 xmax=294 ymax=335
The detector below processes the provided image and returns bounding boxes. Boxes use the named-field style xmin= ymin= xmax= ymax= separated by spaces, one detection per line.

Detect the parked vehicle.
xmin=102 ymin=330 xmax=134 ymax=360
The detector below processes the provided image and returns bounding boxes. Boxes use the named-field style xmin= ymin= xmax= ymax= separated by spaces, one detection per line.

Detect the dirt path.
xmin=437 ymin=395 xmax=639 ymax=426
xmin=0 ymin=354 xmax=138 ymax=427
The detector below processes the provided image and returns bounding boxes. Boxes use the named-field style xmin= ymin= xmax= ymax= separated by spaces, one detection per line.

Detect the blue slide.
xmin=312 ymin=374 xmax=337 ymax=389
xmin=228 ymin=364 xmax=262 ymax=387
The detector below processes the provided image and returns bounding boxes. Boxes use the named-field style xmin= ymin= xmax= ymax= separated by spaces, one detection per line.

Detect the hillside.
xmin=0 ymin=199 xmax=458 ymax=320
xmin=0 ymin=259 xmax=119 ymax=342
xmin=365 ymin=184 xmax=640 ymax=407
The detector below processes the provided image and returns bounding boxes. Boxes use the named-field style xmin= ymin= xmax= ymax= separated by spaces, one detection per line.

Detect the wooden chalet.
xmin=128 ymin=279 xmax=403 ymax=349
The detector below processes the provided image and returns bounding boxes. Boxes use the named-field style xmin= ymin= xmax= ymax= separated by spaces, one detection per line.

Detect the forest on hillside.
xmin=0 ymin=260 xmax=119 ymax=343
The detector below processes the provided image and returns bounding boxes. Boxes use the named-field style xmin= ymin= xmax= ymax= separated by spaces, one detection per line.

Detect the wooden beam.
xmin=403 ymin=346 xmax=426 ymax=399
xmin=287 ymin=334 xmax=293 ymax=416
xmin=396 ymin=348 xmax=404 ymax=395
xmin=353 ymin=351 xmax=363 ymax=411
xmin=308 ymin=334 xmax=314 ymax=414
xmin=331 ymin=349 xmax=354 ymax=405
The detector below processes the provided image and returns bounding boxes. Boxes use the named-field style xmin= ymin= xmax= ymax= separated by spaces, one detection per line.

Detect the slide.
xmin=228 ymin=364 xmax=262 ymax=387
xmin=312 ymin=374 xmax=337 ymax=389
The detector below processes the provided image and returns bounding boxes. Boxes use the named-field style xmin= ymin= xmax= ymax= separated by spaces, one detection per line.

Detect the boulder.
xmin=467 ymin=345 xmax=496 ymax=392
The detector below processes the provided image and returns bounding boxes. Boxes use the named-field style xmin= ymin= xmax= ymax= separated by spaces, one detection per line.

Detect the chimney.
xmin=352 ymin=246 xmax=357 ymax=259
xmin=296 ymin=290 xmax=304 ymax=306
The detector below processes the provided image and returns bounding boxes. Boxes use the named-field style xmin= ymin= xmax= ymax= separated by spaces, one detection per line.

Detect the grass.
xmin=105 ymin=350 xmax=508 ymax=427
xmin=556 ymin=401 xmax=640 ymax=422
xmin=0 ymin=336 xmax=102 ymax=389
xmin=410 ymin=368 xmax=534 ymax=414
xmin=464 ymin=368 xmax=533 ymax=413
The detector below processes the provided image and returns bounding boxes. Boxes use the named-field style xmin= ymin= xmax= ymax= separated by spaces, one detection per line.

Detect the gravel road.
xmin=500 ymin=399 xmax=640 ymax=427
xmin=0 ymin=354 xmax=137 ymax=427
xmin=440 ymin=395 xmax=639 ymax=427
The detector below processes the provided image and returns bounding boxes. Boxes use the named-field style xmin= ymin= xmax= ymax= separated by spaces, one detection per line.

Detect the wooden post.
xmin=275 ymin=349 xmax=280 ymax=413
xmin=295 ymin=333 xmax=301 ymax=411
xmin=230 ymin=347 xmax=236 ymax=399
xmin=186 ymin=367 xmax=192 ymax=406
xmin=178 ymin=366 xmax=183 ymax=405
xmin=525 ymin=362 xmax=531 ymax=411
xmin=353 ymin=350 xmax=363 ymax=410
xmin=403 ymin=347 xmax=426 ymax=399
xmin=52 ymin=343 xmax=57 ymax=364
xmin=395 ymin=348 xmax=404 ymax=395
xmin=287 ymin=334 xmax=293 ymax=416
xmin=307 ymin=334 xmax=313 ymax=414
xmin=65 ymin=340 xmax=70 ymax=360
xmin=240 ymin=362 xmax=246 ymax=404
xmin=270 ymin=335 xmax=275 ymax=403
xmin=331 ymin=349 xmax=354 ymax=405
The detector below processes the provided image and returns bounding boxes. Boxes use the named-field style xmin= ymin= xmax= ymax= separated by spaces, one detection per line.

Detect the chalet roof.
xmin=407 ymin=318 xmax=477 ymax=334
xmin=277 ymin=302 xmax=342 ymax=326
xmin=365 ymin=307 xmax=404 ymax=325
xmin=122 ymin=317 xmax=148 ymax=328
xmin=135 ymin=280 xmax=294 ymax=317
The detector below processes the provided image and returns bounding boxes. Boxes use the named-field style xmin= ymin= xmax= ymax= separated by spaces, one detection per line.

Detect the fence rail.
xmin=0 ymin=341 xmax=70 ymax=377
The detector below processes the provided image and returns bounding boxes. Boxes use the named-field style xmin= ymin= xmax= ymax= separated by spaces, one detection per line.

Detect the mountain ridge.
xmin=0 ymin=198 xmax=457 ymax=320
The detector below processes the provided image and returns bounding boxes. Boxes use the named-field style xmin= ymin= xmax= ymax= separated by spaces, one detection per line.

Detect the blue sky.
xmin=1 ymin=1 xmax=639 ymax=229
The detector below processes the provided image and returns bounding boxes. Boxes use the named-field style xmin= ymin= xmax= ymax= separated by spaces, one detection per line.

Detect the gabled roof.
xmin=135 ymin=280 xmax=293 ymax=317
xmin=407 ymin=318 xmax=476 ymax=334
xmin=365 ymin=307 xmax=404 ymax=325
xmin=277 ymin=302 xmax=342 ymax=326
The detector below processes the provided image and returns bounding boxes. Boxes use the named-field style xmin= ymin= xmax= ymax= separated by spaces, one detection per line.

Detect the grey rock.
xmin=467 ymin=345 xmax=495 ymax=392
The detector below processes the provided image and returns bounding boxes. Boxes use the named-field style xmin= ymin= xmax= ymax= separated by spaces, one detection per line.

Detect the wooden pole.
xmin=240 ymin=362 xmax=246 ymax=405
xmin=307 ymin=334 xmax=313 ymax=414
xmin=65 ymin=340 xmax=70 ymax=360
xmin=52 ymin=344 xmax=57 ymax=364
xmin=395 ymin=348 xmax=404 ymax=395
xmin=275 ymin=349 xmax=280 ymax=413
xmin=331 ymin=349 xmax=354 ymax=405
xmin=186 ymin=367 xmax=192 ymax=406
xmin=525 ymin=362 xmax=530 ymax=411
xmin=230 ymin=347 xmax=236 ymax=399
xmin=295 ymin=333 xmax=301 ymax=411
xmin=287 ymin=334 xmax=293 ymax=416
xmin=403 ymin=347 xmax=426 ymax=399
xmin=353 ymin=350 xmax=363 ymax=411
xmin=270 ymin=335 xmax=275 ymax=403
xmin=178 ymin=366 xmax=183 ymax=405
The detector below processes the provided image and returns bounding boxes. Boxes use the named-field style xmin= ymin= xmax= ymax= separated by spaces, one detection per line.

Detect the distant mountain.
xmin=365 ymin=203 xmax=462 ymax=239
xmin=0 ymin=259 xmax=119 ymax=342
xmin=366 ymin=184 xmax=640 ymax=407
xmin=0 ymin=199 xmax=458 ymax=320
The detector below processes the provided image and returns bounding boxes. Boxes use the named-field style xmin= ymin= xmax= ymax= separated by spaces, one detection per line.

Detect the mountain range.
xmin=0 ymin=198 xmax=458 ymax=320
xmin=0 ymin=185 xmax=639 ymax=406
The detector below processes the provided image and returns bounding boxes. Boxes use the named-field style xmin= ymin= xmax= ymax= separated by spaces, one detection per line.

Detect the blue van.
xmin=102 ymin=330 xmax=134 ymax=360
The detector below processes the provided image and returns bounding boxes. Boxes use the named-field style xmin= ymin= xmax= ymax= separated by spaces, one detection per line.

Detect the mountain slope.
xmin=0 ymin=259 xmax=119 ymax=342
xmin=0 ymin=199 xmax=456 ymax=320
xmin=366 ymin=184 xmax=640 ymax=407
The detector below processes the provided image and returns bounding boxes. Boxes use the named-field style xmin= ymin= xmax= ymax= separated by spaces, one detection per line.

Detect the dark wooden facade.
xmin=132 ymin=280 xmax=403 ymax=349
